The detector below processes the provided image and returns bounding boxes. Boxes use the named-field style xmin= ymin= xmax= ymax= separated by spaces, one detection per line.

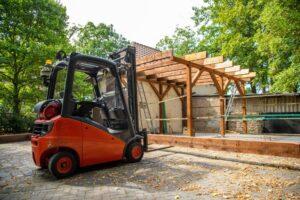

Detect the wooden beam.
xmin=234 ymin=80 xmax=244 ymax=95
xmin=148 ymin=134 xmax=300 ymax=158
xmin=146 ymin=74 xmax=157 ymax=79
xmin=172 ymin=56 xmax=246 ymax=83
xmin=234 ymin=69 xmax=249 ymax=75
xmin=241 ymin=83 xmax=248 ymax=134
xmin=138 ymin=78 xmax=184 ymax=88
xmin=161 ymin=85 xmax=171 ymax=99
xmin=172 ymin=86 xmax=184 ymax=103
xmin=159 ymin=84 xmax=163 ymax=133
xmin=192 ymin=69 xmax=204 ymax=87
xmin=148 ymin=82 xmax=161 ymax=99
xmin=210 ymin=72 xmax=223 ymax=95
xmin=203 ymin=56 xmax=224 ymax=65
xmin=186 ymin=65 xmax=194 ymax=136
xmin=215 ymin=60 xmax=233 ymax=69
xmin=182 ymin=51 xmax=207 ymax=60
xmin=220 ymin=97 xmax=225 ymax=137
xmin=225 ymin=65 xmax=240 ymax=73
xmin=138 ymin=55 xmax=223 ymax=74
xmin=223 ymin=78 xmax=231 ymax=93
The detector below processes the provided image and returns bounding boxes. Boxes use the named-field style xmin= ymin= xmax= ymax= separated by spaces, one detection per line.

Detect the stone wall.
xmin=191 ymin=94 xmax=300 ymax=134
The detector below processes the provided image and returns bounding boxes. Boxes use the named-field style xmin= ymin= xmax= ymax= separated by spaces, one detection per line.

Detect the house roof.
xmin=131 ymin=42 xmax=160 ymax=58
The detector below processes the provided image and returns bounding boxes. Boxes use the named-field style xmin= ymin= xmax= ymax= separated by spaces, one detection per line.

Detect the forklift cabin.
xmin=31 ymin=47 xmax=146 ymax=178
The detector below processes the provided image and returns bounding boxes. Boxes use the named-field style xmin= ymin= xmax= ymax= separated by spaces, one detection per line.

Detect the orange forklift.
xmin=31 ymin=46 xmax=147 ymax=178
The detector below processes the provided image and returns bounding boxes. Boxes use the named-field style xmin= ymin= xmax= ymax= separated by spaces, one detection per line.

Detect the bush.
xmin=0 ymin=107 xmax=35 ymax=134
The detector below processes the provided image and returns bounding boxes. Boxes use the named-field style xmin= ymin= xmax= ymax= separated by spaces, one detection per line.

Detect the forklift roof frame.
xmin=46 ymin=51 xmax=138 ymax=137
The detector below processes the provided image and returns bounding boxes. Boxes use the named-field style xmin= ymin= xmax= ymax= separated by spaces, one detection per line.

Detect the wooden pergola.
xmin=135 ymin=50 xmax=255 ymax=136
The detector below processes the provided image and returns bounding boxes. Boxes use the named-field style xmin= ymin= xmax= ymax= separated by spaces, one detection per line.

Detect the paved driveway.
xmin=0 ymin=141 xmax=299 ymax=200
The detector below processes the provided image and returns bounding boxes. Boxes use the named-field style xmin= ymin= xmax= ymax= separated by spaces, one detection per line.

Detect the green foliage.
xmin=73 ymin=22 xmax=129 ymax=57
xmin=0 ymin=0 xmax=70 ymax=133
xmin=0 ymin=106 xmax=34 ymax=133
xmin=156 ymin=0 xmax=300 ymax=93
xmin=0 ymin=0 xmax=70 ymax=118
xmin=156 ymin=27 xmax=200 ymax=56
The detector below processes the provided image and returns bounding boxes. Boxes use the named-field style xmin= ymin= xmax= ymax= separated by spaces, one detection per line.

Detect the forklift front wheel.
xmin=126 ymin=142 xmax=144 ymax=163
xmin=48 ymin=152 xmax=77 ymax=179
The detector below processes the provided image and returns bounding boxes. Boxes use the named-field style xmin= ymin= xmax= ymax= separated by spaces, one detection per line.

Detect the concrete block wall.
xmin=191 ymin=94 xmax=300 ymax=134
xmin=192 ymin=96 xmax=220 ymax=133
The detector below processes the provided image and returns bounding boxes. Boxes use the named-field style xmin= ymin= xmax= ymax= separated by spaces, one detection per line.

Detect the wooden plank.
xmin=235 ymin=69 xmax=249 ymax=75
xmin=138 ymin=55 xmax=223 ymax=74
xmin=172 ymin=56 xmax=246 ymax=83
xmin=215 ymin=60 xmax=233 ymax=69
xmin=238 ymin=72 xmax=256 ymax=79
xmin=148 ymin=134 xmax=300 ymax=158
xmin=137 ymin=78 xmax=185 ymax=88
xmin=182 ymin=51 xmax=207 ymax=61
xmin=203 ymin=56 xmax=223 ymax=65
xmin=225 ymin=65 xmax=240 ymax=73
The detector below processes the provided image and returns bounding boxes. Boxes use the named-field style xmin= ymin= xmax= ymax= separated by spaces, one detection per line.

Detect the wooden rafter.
xmin=136 ymin=50 xmax=255 ymax=89
xmin=172 ymin=56 xmax=246 ymax=83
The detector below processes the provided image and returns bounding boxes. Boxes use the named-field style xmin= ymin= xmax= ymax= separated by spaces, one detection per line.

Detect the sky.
xmin=60 ymin=0 xmax=203 ymax=47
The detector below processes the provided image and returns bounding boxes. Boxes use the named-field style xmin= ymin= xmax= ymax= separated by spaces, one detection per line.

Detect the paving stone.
xmin=0 ymin=141 xmax=299 ymax=199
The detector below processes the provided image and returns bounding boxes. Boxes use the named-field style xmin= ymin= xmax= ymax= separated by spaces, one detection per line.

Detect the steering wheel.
xmin=73 ymin=97 xmax=108 ymax=118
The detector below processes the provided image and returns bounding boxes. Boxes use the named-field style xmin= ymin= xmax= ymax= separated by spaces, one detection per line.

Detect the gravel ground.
xmin=0 ymin=141 xmax=299 ymax=200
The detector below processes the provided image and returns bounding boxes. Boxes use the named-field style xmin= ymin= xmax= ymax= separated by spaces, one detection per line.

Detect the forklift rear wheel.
xmin=48 ymin=152 xmax=77 ymax=179
xmin=126 ymin=142 xmax=144 ymax=163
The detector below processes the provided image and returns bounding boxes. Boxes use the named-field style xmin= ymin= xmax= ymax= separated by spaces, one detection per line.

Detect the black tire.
xmin=48 ymin=151 xmax=77 ymax=179
xmin=126 ymin=142 xmax=144 ymax=163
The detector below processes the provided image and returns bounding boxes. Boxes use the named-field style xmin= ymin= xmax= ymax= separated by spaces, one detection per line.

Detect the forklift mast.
xmin=109 ymin=46 xmax=139 ymax=133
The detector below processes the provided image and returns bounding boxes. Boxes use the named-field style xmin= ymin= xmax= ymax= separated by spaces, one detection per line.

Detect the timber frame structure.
xmin=135 ymin=50 xmax=256 ymax=136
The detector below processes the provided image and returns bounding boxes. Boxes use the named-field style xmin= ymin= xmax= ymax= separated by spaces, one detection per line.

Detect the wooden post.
xmin=181 ymin=87 xmax=185 ymax=129
xmin=241 ymin=83 xmax=248 ymax=134
xmin=186 ymin=65 xmax=194 ymax=136
xmin=220 ymin=97 xmax=225 ymax=136
xmin=159 ymin=84 xmax=163 ymax=133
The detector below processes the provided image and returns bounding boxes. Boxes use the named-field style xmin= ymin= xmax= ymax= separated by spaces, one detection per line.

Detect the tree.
xmin=156 ymin=26 xmax=200 ymax=56
xmin=193 ymin=0 xmax=265 ymax=93
xmin=255 ymin=0 xmax=300 ymax=92
xmin=157 ymin=0 xmax=300 ymax=93
xmin=0 ymin=0 xmax=70 ymax=117
xmin=73 ymin=22 xmax=129 ymax=58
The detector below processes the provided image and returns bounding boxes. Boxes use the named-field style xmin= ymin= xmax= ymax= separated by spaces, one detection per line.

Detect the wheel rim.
xmin=131 ymin=145 xmax=142 ymax=160
xmin=56 ymin=156 xmax=72 ymax=174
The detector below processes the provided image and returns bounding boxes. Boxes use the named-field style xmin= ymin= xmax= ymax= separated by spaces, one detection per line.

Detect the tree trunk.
xmin=12 ymin=74 xmax=20 ymax=116
xmin=250 ymin=81 xmax=256 ymax=94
